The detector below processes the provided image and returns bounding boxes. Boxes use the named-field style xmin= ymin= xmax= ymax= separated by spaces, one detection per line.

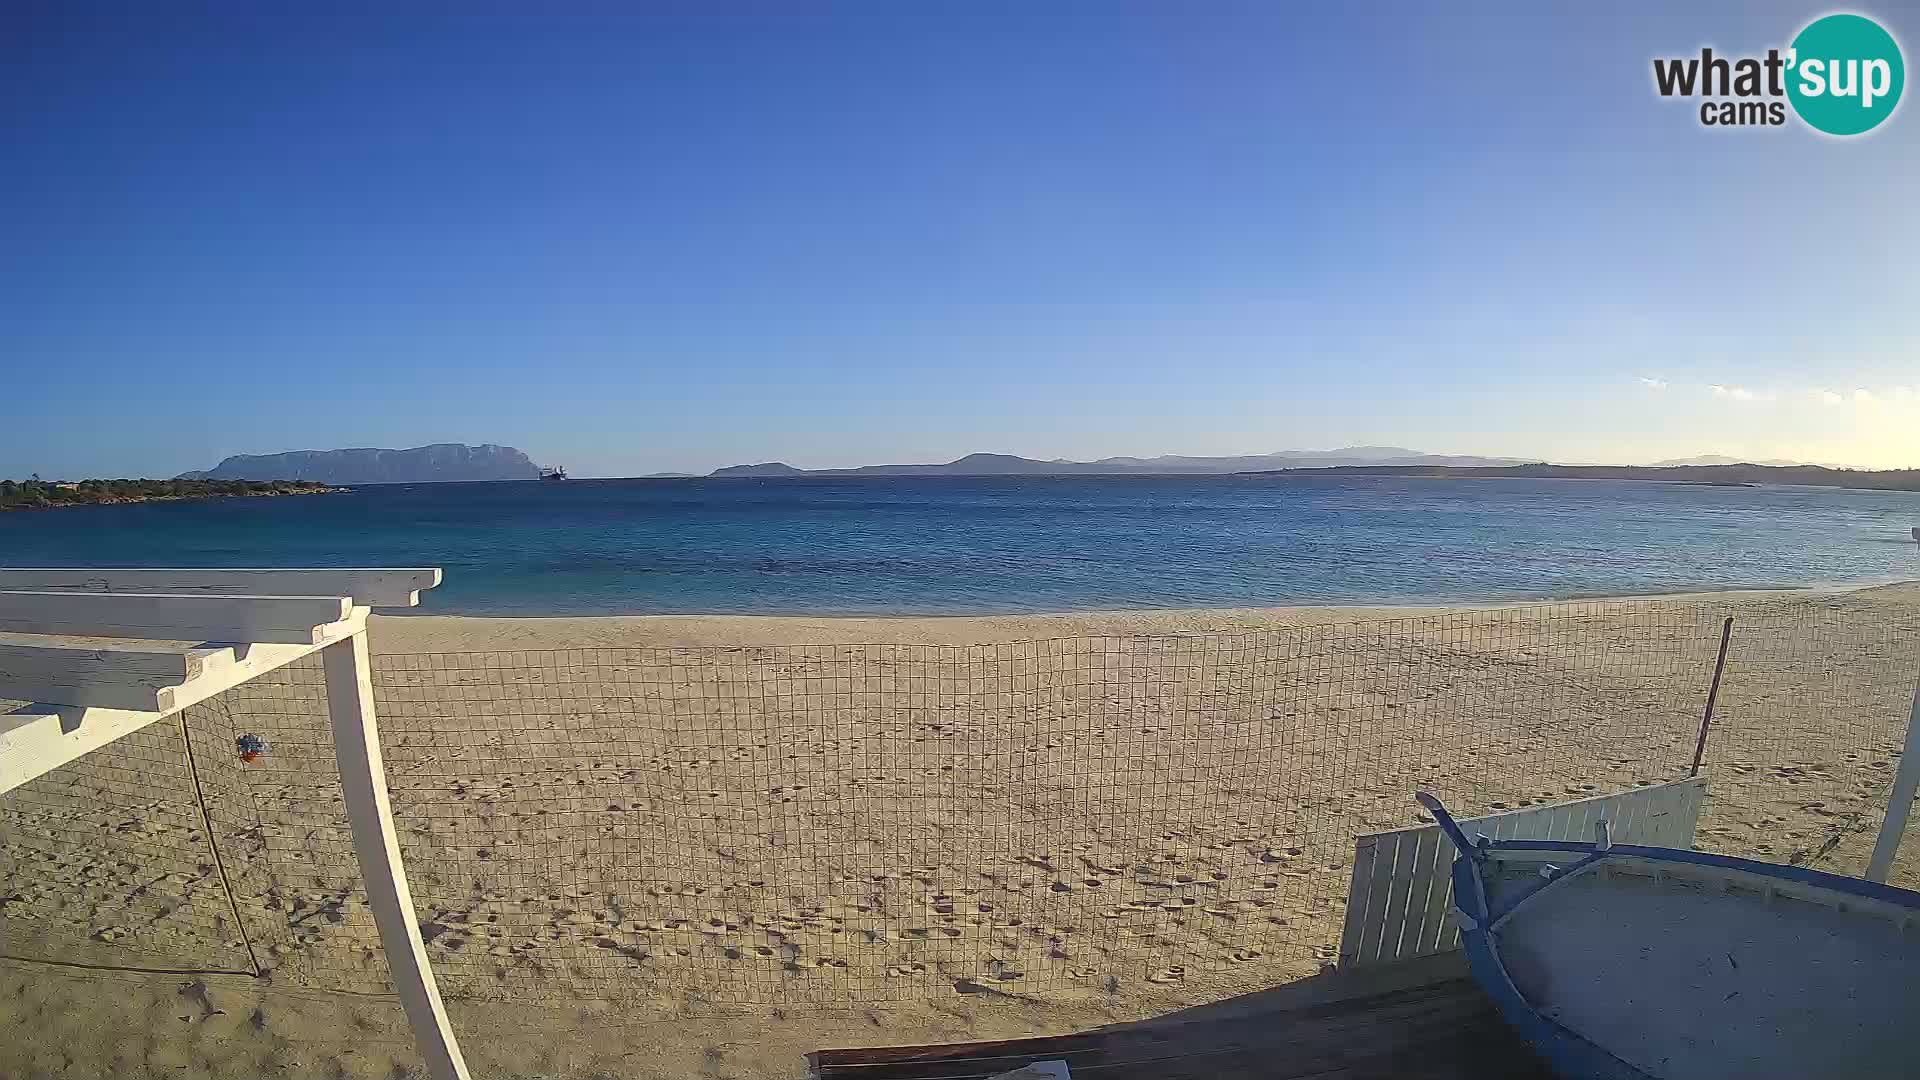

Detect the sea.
xmin=3 ymin=475 xmax=1917 ymax=616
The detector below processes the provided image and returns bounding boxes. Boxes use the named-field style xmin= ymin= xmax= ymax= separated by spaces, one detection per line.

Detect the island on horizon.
xmin=180 ymin=442 xmax=541 ymax=485
xmin=141 ymin=441 xmax=1919 ymax=495
xmin=700 ymin=449 xmax=1919 ymax=493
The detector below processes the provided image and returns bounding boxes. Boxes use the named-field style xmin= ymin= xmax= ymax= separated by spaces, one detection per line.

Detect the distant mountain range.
xmin=704 ymin=449 xmax=1916 ymax=492
xmin=1647 ymin=454 xmax=1823 ymax=468
xmin=1248 ymin=462 xmax=1920 ymax=492
xmin=181 ymin=443 xmax=540 ymax=484
xmin=710 ymin=447 xmax=1534 ymax=477
xmin=175 ymin=444 xmax=1896 ymax=488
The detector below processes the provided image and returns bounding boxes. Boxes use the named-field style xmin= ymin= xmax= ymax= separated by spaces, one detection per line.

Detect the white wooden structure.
xmin=1338 ymin=778 xmax=1709 ymax=970
xmin=1867 ymin=671 xmax=1920 ymax=883
xmin=0 ymin=568 xmax=469 ymax=1080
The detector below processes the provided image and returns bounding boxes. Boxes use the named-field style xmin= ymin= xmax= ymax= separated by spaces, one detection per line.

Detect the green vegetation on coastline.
xmin=0 ymin=477 xmax=342 ymax=511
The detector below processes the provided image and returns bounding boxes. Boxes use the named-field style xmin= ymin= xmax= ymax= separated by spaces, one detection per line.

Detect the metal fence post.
xmin=323 ymin=631 xmax=471 ymax=1080
xmin=1866 ymin=660 xmax=1920 ymax=884
xmin=1690 ymin=617 xmax=1735 ymax=777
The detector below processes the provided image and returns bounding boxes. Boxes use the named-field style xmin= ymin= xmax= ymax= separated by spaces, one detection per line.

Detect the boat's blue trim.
xmin=1415 ymin=791 xmax=1476 ymax=857
xmin=1486 ymin=849 xmax=1611 ymax=932
xmin=1450 ymin=857 xmax=1654 ymax=1080
xmin=1416 ymin=792 xmax=1920 ymax=1079
xmin=1477 ymin=839 xmax=1920 ymax=914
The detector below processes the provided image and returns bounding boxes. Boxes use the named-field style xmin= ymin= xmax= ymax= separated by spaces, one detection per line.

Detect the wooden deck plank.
xmin=809 ymin=977 xmax=1549 ymax=1080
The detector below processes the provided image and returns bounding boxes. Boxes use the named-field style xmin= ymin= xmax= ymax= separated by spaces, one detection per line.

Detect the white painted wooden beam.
xmin=0 ymin=591 xmax=355 ymax=644
xmin=0 ymin=641 xmax=234 ymax=712
xmin=0 ymin=706 xmax=172 ymax=796
xmin=1867 ymin=670 xmax=1920 ymax=882
xmin=324 ymin=632 xmax=471 ymax=1080
xmin=0 ymin=568 xmax=441 ymax=608
xmin=0 ymin=609 xmax=366 ymax=794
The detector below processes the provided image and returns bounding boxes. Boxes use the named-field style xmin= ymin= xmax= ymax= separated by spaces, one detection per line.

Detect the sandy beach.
xmin=4 ymin=583 xmax=1918 ymax=1078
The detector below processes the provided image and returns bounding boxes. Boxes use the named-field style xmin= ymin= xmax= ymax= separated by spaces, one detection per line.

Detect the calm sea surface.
xmin=2 ymin=476 xmax=1917 ymax=616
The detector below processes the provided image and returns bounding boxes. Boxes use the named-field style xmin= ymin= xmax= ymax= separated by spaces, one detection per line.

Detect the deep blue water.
xmin=2 ymin=476 xmax=1917 ymax=615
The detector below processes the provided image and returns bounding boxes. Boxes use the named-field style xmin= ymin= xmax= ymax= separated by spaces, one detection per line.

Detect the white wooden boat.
xmin=1418 ymin=792 xmax=1920 ymax=1079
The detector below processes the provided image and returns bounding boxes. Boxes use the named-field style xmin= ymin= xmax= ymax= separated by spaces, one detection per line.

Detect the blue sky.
xmin=3 ymin=4 xmax=1916 ymax=478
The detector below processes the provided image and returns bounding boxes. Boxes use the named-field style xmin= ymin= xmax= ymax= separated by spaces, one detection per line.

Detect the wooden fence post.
xmin=1867 ymin=667 xmax=1920 ymax=884
xmin=323 ymin=632 xmax=471 ymax=1080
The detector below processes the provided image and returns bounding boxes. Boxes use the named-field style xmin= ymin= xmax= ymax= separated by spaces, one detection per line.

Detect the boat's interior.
xmin=1486 ymin=851 xmax=1920 ymax=1080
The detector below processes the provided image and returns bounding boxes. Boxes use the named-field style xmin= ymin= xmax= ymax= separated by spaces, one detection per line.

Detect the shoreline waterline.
xmin=368 ymin=578 xmax=1920 ymax=652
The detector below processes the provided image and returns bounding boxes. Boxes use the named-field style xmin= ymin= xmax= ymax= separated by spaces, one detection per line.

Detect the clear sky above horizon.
xmin=3 ymin=4 xmax=1917 ymax=478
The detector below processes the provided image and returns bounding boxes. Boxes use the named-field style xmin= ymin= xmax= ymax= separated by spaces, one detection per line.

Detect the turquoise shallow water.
xmin=1 ymin=475 xmax=1916 ymax=615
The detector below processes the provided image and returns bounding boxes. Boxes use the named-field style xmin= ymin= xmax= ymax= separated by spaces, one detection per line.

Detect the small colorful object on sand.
xmin=235 ymin=733 xmax=268 ymax=763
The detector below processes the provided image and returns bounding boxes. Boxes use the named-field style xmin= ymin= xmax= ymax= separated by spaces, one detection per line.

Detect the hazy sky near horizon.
xmin=3 ymin=4 xmax=1917 ymax=479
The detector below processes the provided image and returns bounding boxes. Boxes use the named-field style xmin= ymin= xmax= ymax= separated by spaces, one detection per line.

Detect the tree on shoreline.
xmin=0 ymin=477 xmax=339 ymax=510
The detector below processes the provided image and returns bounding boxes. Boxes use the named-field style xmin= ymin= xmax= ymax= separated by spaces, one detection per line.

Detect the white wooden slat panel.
xmin=0 ymin=591 xmax=353 ymax=643
xmin=1570 ymin=798 xmax=1596 ymax=846
xmin=1375 ymin=826 xmax=1421 ymax=964
xmin=1358 ymin=830 xmax=1403 ymax=964
xmin=0 ymin=568 xmax=441 ymax=608
xmin=1355 ymin=833 xmax=1403 ymax=965
xmin=1538 ymin=802 xmax=1569 ymax=842
xmin=0 ymin=610 xmax=365 ymax=794
xmin=1393 ymin=826 xmax=1442 ymax=962
xmin=1338 ymin=777 xmax=1708 ymax=970
xmin=1615 ymin=787 xmax=1644 ymax=840
xmin=1336 ymin=838 xmax=1380 ymax=968
xmin=0 ymin=641 xmax=233 ymax=711
xmin=1642 ymin=791 xmax=1671 ymax=845
xmin=1559 ymin=801 xmax=1585 ymax=839
xmin=1406 ymin=826 xmax=1451 ymax=956
xmin=1490 ymin=812 xmax=1520 ymax=841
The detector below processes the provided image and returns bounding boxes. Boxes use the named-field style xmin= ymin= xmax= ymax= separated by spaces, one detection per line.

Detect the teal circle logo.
xmin=1787 ymin=14 xmax=1904 ymax=135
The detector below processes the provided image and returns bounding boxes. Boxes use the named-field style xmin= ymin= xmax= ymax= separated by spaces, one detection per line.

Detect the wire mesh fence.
xmin=2 ymin=595 xmax=1916 ymax=1013
xmin=0 ymin=712 xmax=258 ymax=975
xmin=1698 ymin=603 xmax=1920 ymax=879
